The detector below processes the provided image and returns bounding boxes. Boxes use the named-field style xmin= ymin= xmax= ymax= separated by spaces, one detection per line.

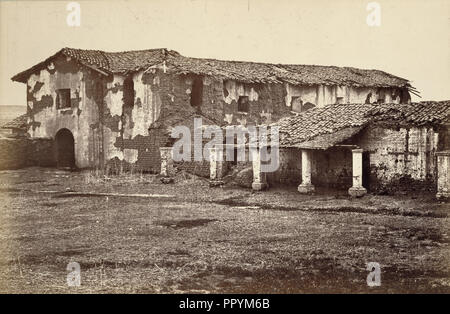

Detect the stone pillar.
xmin=436 ymin=151 xmax=450 ymax=200
xmin=209 ymin=146 xmax=223 ymax=181
xmin=348 ymin=148 xmax=367 ymax=197
xmin=298 ymin=149 xmax=315 ymax=193
xmin=159 ymin=147 xmax=174 ymax=177
xmin=251 ymin=147 xmax=268 ymax=191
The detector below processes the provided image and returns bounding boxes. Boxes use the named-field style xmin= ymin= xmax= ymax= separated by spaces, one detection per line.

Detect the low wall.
xmin=175 ymin=160 xmax=211 ymax=178
xmin=0 ymin=138 xmax=55 ymax=170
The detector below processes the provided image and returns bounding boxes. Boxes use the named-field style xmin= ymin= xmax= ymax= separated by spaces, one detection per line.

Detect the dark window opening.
xmin=362 ymin=151 xmax=371 ymax=191
xmin=291 ymin=97 xmax=315 ymax=112
xmin=438 ymin=128 xmax=450 ymax=150
xmin=123 ymin=76 xmax=135 ymax=107
xmin=376 ymin=89 xmax=385 ymax=104
xmin=190 ymin=76 xmax=203 ymax=108
xmin=56 ymin=89 xmax=71 ymax=109
xmin=291 ymin=96 xmax=303 ymax=112
xmin=365 ymin=92 xmax=372 ymax=104
xmin=238 ymin=96 xmax=249 ymax=113
xmin=336 ymin=96 xmax=344 ymax=104
xmin=223 ymin=81 xmax=229 ymax=98
xmin=400 ymin=89 xmax=411 ymax=104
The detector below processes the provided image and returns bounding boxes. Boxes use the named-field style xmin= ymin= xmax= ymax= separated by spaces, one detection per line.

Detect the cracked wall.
xmin=109 ymin=68 xmax=166 ymax=171
xmin=284 ymin=84 xmax=404 ymax=110
xmin=221 ymin=80 xmax=290 ymax=125
xmin=24 ymin=56 xmax=413 ymax=173
xmin=269 ymin=124 xmax=443 ymax=195
xmin=355 ymin=125 xmax=439 ymax=193
xmin=26 ymin=54 xmax=104 ymax=168
xmin=309 ymin=125 xmax=440 ymax=193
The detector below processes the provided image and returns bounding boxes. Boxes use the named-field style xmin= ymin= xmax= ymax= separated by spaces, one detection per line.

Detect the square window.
xmin=56 ymin=89 xmax=71 ymax=109
xmin=238 ymin=96 xmax=249 ymax=113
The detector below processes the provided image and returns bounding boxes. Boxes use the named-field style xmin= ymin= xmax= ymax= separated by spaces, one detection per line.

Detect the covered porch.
xmin=250 ymin=126 xmax=370 ymax=197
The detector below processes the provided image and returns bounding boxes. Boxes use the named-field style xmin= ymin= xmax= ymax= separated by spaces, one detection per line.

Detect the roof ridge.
xmin=276 ymin=101 xmax=450 ymax=148
xmin=11 ymin=47 xmax=414 ymax=88
xmin=62 ymin=47 xmax=169 ymax=53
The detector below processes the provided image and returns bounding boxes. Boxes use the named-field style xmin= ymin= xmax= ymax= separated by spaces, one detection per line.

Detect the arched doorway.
xmin=55 ymin=128 xmax=75 ymax=169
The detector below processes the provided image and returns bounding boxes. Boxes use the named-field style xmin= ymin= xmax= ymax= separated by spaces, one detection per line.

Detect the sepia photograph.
xmin=0 ymin=0 xmax=449 ymax=300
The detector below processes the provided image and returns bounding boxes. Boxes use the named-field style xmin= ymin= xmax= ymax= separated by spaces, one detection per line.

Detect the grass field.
xmin=0 ymin=167 xmax=449 ymax=293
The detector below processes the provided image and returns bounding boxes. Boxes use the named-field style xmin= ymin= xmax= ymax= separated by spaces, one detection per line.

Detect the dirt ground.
xmin=0 ymin=167 xmax=449 ymax=293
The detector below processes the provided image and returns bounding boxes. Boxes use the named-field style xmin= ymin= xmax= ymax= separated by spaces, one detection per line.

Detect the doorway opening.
xmin=55 ymin=128 xmax=75 ymax=169
xmin=362 ymin=151 xmax=371 ymax=191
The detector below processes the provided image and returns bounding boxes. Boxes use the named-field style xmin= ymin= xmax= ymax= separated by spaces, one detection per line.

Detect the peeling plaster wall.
xmin=284 ymin=84 xmax=401 ymax=109
xmin=221 ymin=80 xmax=289 ymax=125
xmin=26 ymin=55 xmax=104 ymax=168
xmin=305 ymin=125 xmax=440 ymax=192
xmin=102 ymin=74 xmax=124 ymax=163
xmin=355 ymin=125 xmax=439 ymax=192
xmin=271 ymin=125 xmax=441 ymax=194
xmin=113 ymin=68 xmax=292 ymax=172
xmin=110 ymin=69 xmax=409 ymax=174
xmin=24 ymin=57 xmax=412 ymax=174
xmin=111 ymin=68 xmax=176 ymax=171
xmin=131 ymin=71 xmax=161 ymax=137
xmin=223 ymin=80 xmax=259 ymax=104
xmin=285 ymin=84 xmax=318 ymax=108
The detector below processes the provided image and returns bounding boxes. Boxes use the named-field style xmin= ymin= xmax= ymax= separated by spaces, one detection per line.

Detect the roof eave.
xmin=10 ymin=48 xmax=112 ymax=84
xmin=11 ymin=48 xmax=68 ymax=84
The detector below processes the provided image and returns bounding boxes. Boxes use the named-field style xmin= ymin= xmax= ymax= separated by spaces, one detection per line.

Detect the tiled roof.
xmin=11 ymin=48 xmax=180 ymax=82
xmin=12 ymin=48 xmax=412 ymax=90
xmin=280 ymin=64 xmax=409 ymax=88
xmin=1 ymin=114 xmax=28 ymax=130
xmin=295 ymin=126 xmax=365 ymax=150
xmin=167 ymin=54 xmax=411 ymax=88
xmin=104 ymin=49 xmax=179 ymax=73
xmin=276 ymin=101 xmax=450 ymax=148
xmin=61 ymin=48 xmax=110 ymax=70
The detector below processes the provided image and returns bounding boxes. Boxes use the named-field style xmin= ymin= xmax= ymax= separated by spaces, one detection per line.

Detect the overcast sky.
xmin=0 ymin=0 xmax=449 ymax=106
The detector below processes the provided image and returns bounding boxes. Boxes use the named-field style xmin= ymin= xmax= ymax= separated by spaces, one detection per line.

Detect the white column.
xmin=251 ymin=147 xmax=268 ymax=191
xmin=159 ymin=147 xmax=174 ymax=177
xmin=348 ymin=148 xmax=367 ymax=197
xmin=298 ymin=149 xmax=315 ymax=193
xmin=436 ymin=151 xmax=450 ymax=200
xmin=209 ymin=146 xmax=223 ymax=180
